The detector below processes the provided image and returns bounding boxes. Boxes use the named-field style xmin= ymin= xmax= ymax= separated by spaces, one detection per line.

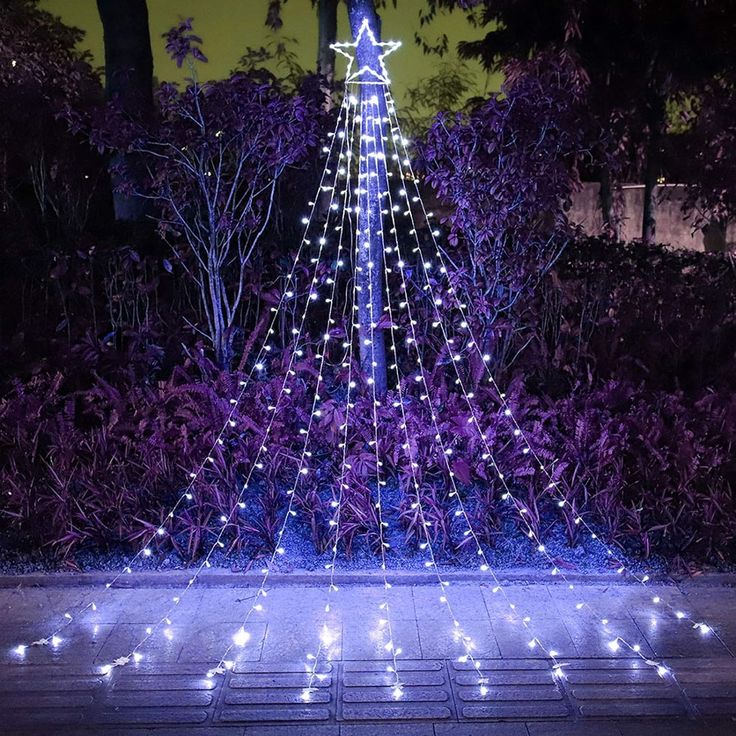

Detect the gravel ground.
xmin=0 ymin=492 xmax=676 ymax=578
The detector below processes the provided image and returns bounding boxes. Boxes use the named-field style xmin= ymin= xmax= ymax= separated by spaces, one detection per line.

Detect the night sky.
xmin=41 ymin=0 xmax=499 ymax=107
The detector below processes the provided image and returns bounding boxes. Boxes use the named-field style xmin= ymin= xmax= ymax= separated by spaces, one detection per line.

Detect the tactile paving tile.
xmin=340 ymin=660 xmax=454 ymax=721
xmin=449 ymin=658 xmax=569 ymax=720
xmin=1 ymin=655 xmax=734 ymax=728
xmin=0 ymin=666 xmax=100 ymax=726
xmin=666 ymin=658 xmax=736 ymax=715
xmin=563 ymin=658 xmax=687 ymax=717
xmin=216 ymin=660 xmax=334 ymax=723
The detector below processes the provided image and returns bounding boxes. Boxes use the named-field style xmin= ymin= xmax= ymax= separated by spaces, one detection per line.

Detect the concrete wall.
xmin=569 ymin=182 xmax=736 ymax=252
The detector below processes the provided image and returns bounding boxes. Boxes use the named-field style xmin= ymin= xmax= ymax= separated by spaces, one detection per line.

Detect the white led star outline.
xmin=330 ymin=17 xmax=401 ymax=85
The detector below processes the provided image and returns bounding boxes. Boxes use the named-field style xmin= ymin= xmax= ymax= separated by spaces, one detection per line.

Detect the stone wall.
xmin=569 ymin=182 xmax=736 ymax=252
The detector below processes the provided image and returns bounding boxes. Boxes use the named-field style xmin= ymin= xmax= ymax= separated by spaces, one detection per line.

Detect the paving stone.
xmin=679 ymin=586 xmax=736 ymax=618
xmin=337 ymin=586 xmax=417 ymax=621
xmin=413 ymin=585 xmax=489 ymax=622
xmin=526 ymin=723 xmax=622 ymax=736
xmin=344 ymin=670 xmax=445 ymax=687
xmin=102 ymin=690 xmax=214 ymax=707
xmin=244 ymin=727 xmax=338 ymax=736
xmin=454 ymin=670 xmax=552 ymax=686
xmin=579 ymin=700 xmax=686 ymax=717
xmin=219 ymin=659 xmax=334 ymax=724
xmin=0 ymin=671 xmax=101 ymax=692
xmin=112 ymin=673 xmax=217 ymax=690
xmin=342 ymin=617 xmax=422 ymax=660
xmin=116 ymin=588 xmax=205 ymax=624
xmin=667 ymin=658 xmax=736 ymax=683
xmin=95 ymin=623 xmax=185 ymax=665
xmin=545 ymin=584 xmax=633 ymax=618
xmin=341 ymin=703 xmax=452 ymax=720
xmin=261 ymin=618 xmax=341 ymax=662
xmin=342 ymin=660 xmax=453 ymax=715
xmin=2 ymin=708 xmax=85 ymax=726
xmin=178 ymin=620 xmax=266 ymax=663
xmin=343 ymin=686 xmax=449 ymax=703
xmin=341 ymin=725 xmax=433 ymax=735
xmin=220 ymin=706 xmax=331 ymax=722
xmin=232 ymin=660 xmax=333 ymax=675
xmin=549 ymin=584 xmax=689 ymax=621
xmin=1 ymin=581 xmax=735 ymax=730
xmin=634 ymin=616 xmax=732 ymax=657
xmin=457 ymin=685 xmax=562 ymax=702
xmin=97 ymin=708 xmax=210 ymax=724
xmin=225 ymin=689 xmax=331 ymax=705
xmin=680 ymin=684 xmax=736 ymax=698
xmin=565 ymin=667 xmax=662 ymax=684
xmin=230 ymin=673 xmax=331 ymax=688
xmin=563 ymin=615 xmax=654 ymax=658
xmin=616 ymin=720 xmax=736 ymax=736
xmin=482 ymin=584 xmax=557 ymax=620
xmin=9 ymin=729 xmax=245 ymax=736
xmin=435 ymin=725 xmax=529 ymax=736
xmin=262 ymin=587 xmax=337 ymax=621
xmin=0 ymin=692 xmax=94 ymax=708
xmin=195 ymin=588 xmax=259 ymax=620
xmin=343 ymin=659 xmax=441 ymax=672
xmin=490 ymin=615 xmax=577 ymax=658
xmin=561 ymin=656 xmax=653 ymax=670
xmin=570 ymin=684 xmax=681 ymax=700
xmin=0 ymin=588 xmax=123 ymax=623
xmin=691 ymin=700 xmax=736 ymax=715
xmin=0 ymin=622 xmax=113 ymax=665
xmin=461 ymin=702 xmax=569 ymax=719
xmin=418 ymin=618 xmax=500 ymax=659
xmin=452 ymin=658 xmax=550 ymax=671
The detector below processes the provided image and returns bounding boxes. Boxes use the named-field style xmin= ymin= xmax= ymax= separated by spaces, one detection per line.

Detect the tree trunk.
xmin=599 ymin=162 xmax=617 ymax=239
xmin=642 ymin=94 xmax=664 ymax=245
xmin=96 ymin=0 xmax=153 ymax=223
xmin=347 ymin=0 xmax=388 ymax=398
xmin=641 ymin=146 xmax=658 ymax=244
xmin=317 ymin=0 xmax=338 ymax=108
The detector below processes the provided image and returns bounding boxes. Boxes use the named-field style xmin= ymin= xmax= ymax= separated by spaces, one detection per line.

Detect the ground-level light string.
xmin=92 ymin=100 xmax=356 ymax=675
xmin=11 ymin=101 xmax=356 ymax=660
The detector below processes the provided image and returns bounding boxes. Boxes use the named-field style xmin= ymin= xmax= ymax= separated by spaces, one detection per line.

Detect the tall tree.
xmin=96 ymin=0 xmax=153 ymax=222
xmin=266 ymin=0 xmax=339 ymax=102
xmin=425 ymin=0 xmax=736 ymax=244
xmin=317 ymin=0 xmax=339 ymax=97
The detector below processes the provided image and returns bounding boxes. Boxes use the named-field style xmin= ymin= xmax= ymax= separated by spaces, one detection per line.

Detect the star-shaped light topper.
xmin=331 ymin=17 xmax=401 ymax=85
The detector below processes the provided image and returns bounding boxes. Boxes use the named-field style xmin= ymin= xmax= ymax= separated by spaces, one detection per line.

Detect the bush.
xmin=2 ymin=238 xmax=735 ymax=569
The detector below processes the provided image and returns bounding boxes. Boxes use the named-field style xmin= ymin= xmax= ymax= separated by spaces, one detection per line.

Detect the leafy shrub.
xmin=1 ymin=240 xmax=734 ymax=569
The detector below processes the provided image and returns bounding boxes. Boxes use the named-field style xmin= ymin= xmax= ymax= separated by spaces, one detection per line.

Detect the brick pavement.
xmin=0 ymin=577 xmax=735 ymax=734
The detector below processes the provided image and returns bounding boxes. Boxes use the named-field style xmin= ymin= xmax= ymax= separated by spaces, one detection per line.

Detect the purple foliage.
xmin=419 ymin=51 xmax=592 ymax=252
xmin=2 ymin=240 xmax=735 ymax=569
xmin=1 ymin=12 xmax=735 ymax=573
xmin=162 ymin=18 xmax=208 ymax=68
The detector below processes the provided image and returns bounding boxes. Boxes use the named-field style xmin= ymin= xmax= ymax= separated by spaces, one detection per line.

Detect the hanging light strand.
xmin=302 ymin=93 xmax=362 ymax=700
xmin=374 ymin=90 xmax=566 ymax=682
xmin=382 ymin=85 xmax=721 ymax=652
xmin=364 ymin=93 xmax=490 ymax=692
xmin=357 ymin=87 xmax=402 ymax=696
xmin=92 ymin=98 xmax=357 ymax=676
xmin=13 ymin=99 xmax=356 ymax=659
xmin=208 ymin=93 xmax=364 ymax=682
xmin=379 ymin=86 xmax=702 ymax=687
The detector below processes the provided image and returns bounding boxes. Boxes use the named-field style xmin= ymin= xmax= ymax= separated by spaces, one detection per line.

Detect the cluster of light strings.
xmin=378 ymin=84 xmax=724 ymax=663
xmin=12 ymin=21 xmax=722 ymax=705
xmin=13 ymin=96 xmax=355 ymax=661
